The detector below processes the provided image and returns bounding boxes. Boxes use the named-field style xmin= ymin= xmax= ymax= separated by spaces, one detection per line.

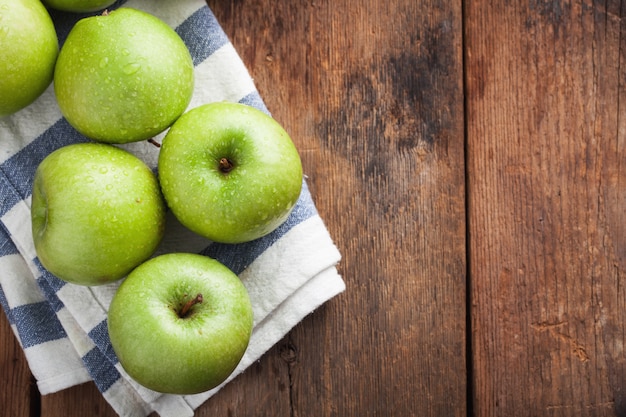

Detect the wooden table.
xmin=2 ymin=0 xmax=625 ymax=415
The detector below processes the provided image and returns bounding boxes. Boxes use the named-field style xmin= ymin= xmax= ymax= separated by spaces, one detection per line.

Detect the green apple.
xmin=42 ymin=0 xmax=116 ymax=12
xmin=0 ymin=0 xmax=58 ymax=117
xmin=107 ymin=252 xmax=254 ymax=394
xmin=53 ymin=7 xmax=194 ymax=144
xmin=158 ymin=102 xmax=303 ymax=243
xmin=31 ymin=143 xmax=166 ymax=286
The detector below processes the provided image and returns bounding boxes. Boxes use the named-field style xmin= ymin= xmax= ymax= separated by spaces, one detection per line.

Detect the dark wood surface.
xmin=466 ymin=2 xmax=626 ymax=416
xmin=2 ymin=0 xmax=625 ymax=416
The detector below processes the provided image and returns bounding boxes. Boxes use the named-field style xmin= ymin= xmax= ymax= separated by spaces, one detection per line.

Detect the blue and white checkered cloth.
xmin=0 ymin=1 xmax=345 ymax=415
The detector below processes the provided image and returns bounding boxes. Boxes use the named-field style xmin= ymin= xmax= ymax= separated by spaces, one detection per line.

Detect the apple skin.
xmin=42 ymin=0 xmax=116 ymax=12
xmin=53 ymin=7 xmax=194 ymax=144
xmin=0 ymin=0 xmax=58 ymax=117
xmin=31 ymin=143 xmax=166 ymax=286
xmin=107 ymin=253 xmax=254 ymax=394
xmin=158 ymin=102 xmax=303 ymax=244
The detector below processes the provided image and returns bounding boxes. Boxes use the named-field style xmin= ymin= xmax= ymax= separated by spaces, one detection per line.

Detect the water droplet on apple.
xmin=122 ymin=48 xmax=130 ymax=56
xmin=106 ymin=184 xmax=113 ymax=191
xmin=99 ymin=57 xmax=109 ymax=68
xmin=122 ymin=63 xmax=141 ymax=75
xmin=85 ymin=176 xmax=94 ymax=183
xmin=99 ymin=167 xmax=108 ymax=174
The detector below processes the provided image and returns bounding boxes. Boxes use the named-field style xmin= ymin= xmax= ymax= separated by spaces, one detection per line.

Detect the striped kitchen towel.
xmin=0 ymin=0 xmax=345 ymax=416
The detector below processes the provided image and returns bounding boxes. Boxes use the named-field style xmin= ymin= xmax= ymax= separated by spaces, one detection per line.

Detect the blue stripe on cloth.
xmin=0 ymin=286 xmax=12 ymax=325
xmin=88 ymin=320 xmax=118 ymax=364
xmin=176 ymin=6 xmax=230 ymax=66
xmin=36 ymin=275 xmax=66 ymax=314
xmin=202 ymin=181 xmax=318 ymax=275
xmin=0 ymin=173 xmax=23 ymax=220
xmin=35 ymin=260 xmax=68 ymax=293
xmin=0 ymin=226 xmax=18 ymax=257
xmin=11 ymin=301 xmax=67 ymax=348
xmin=239 ymin=91 xmax=270 ymax=115
xmin=82 ymin=347 xmax=121 ymax=393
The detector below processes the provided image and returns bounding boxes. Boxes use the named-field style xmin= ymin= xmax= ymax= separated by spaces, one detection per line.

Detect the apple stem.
xmin=219 ymin=157 xmax=234 ymax=173
xmin=147 ymin=138 xmax=161 ymax=148
xmin=179 ymin=293 xmax=203 ymax=318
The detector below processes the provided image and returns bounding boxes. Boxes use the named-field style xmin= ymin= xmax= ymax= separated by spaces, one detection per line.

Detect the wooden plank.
xmin=0 ymin=311 xmax=36 ymax=417
xmin=210 ymin=0 xmax=468 ymax=416
xmin=466 ymin=1 xmax=626 ymax=415
xmin=40 ymin=382 xmax=119 ymax=417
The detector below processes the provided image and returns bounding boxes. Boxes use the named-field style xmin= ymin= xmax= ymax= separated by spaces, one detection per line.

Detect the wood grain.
xmin=465 ymin=1 xmax=626 ymax=416
xmin=0 ymin=310 xmax=35 ymax=417
xmin=40 ymin=382 xmax=117 ymax=417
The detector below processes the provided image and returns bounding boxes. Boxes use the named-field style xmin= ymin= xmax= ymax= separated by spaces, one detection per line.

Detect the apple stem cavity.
xmin=179 ymin=293 xmax=203 ymax=318
xmin=218 ymin=157 xmax=234 ymax=173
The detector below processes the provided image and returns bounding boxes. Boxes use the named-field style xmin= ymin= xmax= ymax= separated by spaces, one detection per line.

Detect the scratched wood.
xmin=465 ymin=1 xmax=626 ymax=416
xmin=1 ymin=0 xmax=468 ymax=415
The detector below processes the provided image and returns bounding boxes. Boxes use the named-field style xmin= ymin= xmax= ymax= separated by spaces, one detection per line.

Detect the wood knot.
xmin=280 ymin=342 xmax=298 ymax=364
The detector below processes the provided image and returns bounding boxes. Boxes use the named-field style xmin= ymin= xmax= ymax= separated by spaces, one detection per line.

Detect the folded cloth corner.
xmin=0 ymin=1 xmax=345 ymax=415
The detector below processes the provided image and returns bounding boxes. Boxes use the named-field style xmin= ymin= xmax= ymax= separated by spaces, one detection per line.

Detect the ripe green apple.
xmin=158 ymin=102 xmax=303 ymax=243
xmin=53 ymin=7 xmax=194 ymax=144
xmin=107 ymin=253 xmax=254 ymax=394
xmin=0 ymin=0 xmax=58 ymax=117
xmin=31 ymin=143 xmax=166 ymax=286
xmin=42 ymin=0 xmax=116 ymax=12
